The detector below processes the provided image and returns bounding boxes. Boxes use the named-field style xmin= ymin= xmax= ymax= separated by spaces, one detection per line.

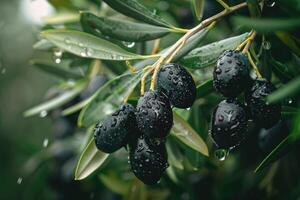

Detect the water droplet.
xmin=215 ymin=68 xmax=222 ymax=74
xmin=43 ymin=138 xmax=49 ymax=147
xmin=54 ymin=49 xmax=63 ymax=57
xmin=1 ymin=67 xmax=6 ymax=74
xmin=86 ymin=48 xmax=94 ymax=57
xmin=186 ymin=107 xmax=191 ymax=111
xmin=17 ymin=177 xmax=23 ymax=184
xmin=64 ymin=37 xmax=71 ymax=44
xmin=54 ymin=58 xmax=61 ymax=64
xmin=39 ymin=110 xmax=48 ymax=118
xmin=215 ymin=149 xmax=228 ymax=161
xmin=262 ymin=41 xmax=271 ymax=50
xmin=288 ymin=99 xmax=293 ymax=104
xmin=152 ymin=9 xmax=157 ymax=15
xmin=266 ymin=1 xmax=275 ymax=7
xmin=78 ymin=42 xmax=84 ymax=47
xmin=122 ymin=41 xmax=135 ymax=48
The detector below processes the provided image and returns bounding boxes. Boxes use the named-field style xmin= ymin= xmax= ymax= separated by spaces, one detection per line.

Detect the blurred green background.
xmin=0 ymin=0 xmax=55 ymax=199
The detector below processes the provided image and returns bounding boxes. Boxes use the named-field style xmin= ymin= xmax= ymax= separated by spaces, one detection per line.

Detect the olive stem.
xmin=148 ymin=2 xmax=248 ymax=91
xmin=125 ymin=60 xmax=137 ymax=73
xmin=216 ymin=0 xmax=231 ymax=10
xmin=151 ymin=39 xmax=161 ymax=55
xmin=246 ymin=51 xmax=262 ymax=78
xmin=242 ymin=31 xmax=257 ymax=54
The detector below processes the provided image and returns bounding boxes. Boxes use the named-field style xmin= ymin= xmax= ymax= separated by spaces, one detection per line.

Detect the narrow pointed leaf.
xmin=78 ymin=72 xmax=142 ymax=127
xmin=75 ymin=139 xmax=109 ymax=180
xmin=171 ymin=113 xmax=209 ymax=156
xmin=41 ymin=30 xmax=151 ymax=60
xmin=267 ymin=76 xmax=300 ymax=104
xmin=231 ymin=16 xmax=300 ymax=33
xmin=24 ymin=81 xmax=86 ymax=117
xmin=80 ymin=13 xmax=171 ymax=42
xmin=30 ymin=59 xmax=82 ymax=79
xmin=192 ymin=0 xmax=205 ymax=20
xmin=102 ymin=0 xmax=173 ymax=28
xmin=181 ymin=33 xmax=248 ymax=68
xmin=196 ymin=79 xmax=214 ymax=98
xmin=254 ymin=135 xmax=293 ymax=173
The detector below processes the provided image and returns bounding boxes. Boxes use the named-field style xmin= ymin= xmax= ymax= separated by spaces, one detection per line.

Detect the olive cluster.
xmin=94 ymin=63 xmax=196 ymax=185
xmin=210 ymin=50 xmax=282 ymax=149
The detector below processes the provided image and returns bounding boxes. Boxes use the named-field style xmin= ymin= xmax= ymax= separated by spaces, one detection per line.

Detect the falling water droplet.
xmin=214 ymin=149 xmax=228 ymax=161
xmin=17 ymin=177 xmax=23 ymax=184
xmin=43 ymin=138 xmax=49 ymax=148
xmin=262 ymin=41 xmax=271 ymax=50
xmin=266 ymin=1 xmax=275 ymax=7
xmin=122 ymin=41 xmax=135 ymax=48
xmin=39 ymin=110 xmax=48 ymax=118
xmin=1 ymin=67 xmax=6 ymax=74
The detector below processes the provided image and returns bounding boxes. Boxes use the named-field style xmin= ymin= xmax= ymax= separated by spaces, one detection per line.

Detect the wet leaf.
xmin=171 ymin=113 xmax=209 ymax=157
xmin=181 ymin=33 xmax=248 ymax=68
xmin=80 ymin=12 xmax=171 ymax=42
xmin=30 ymin=59 xmax=82 ymax=80
xmin=192 ymin=0 xmax=205 ymax=21
xmin=41 ymin=29 xmax=153 ymax=60
xmin=102 ymin=0 xmax=173 ymax=28
xmin=267 ymin=76 xmax=300 ymax=104
xmin=166 ymin=140 xmax=184 ymax=170
xmin=75 ymin=138 xmax=109 ymax=180
xmin=78 ymin=72 xmax=142 ymax=127
xmin=196 ymin=79 xmax=214 ymax=98
xmin=24 ymin=81 xmax=86 ymax=117
xmin=231 ymin=16 xmax=300 ymax=33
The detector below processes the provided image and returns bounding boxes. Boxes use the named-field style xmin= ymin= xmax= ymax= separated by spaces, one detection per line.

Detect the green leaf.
xmin=79 ymin=72 xmax=142 ymax=127
xmin=231 ymin=16 xmax=300 ymax=33
xmin=267 ymin=76 xmax=300 ymax=104
xmin=276 ymin=31 xmax=300 ymax=57
xmin=102 ymin=0 xmax=173 ymax=28
xmin=41 ymin=29 xmax=153 ymax=60
xmin=33 ymin=39 xmax=54 ymax=50
xmin=270 ymin=58 xmax=294 ymax=83
xmin=171 ymin=112 xmax=209 ymax=157
xmin=43 ymin=12 xmax=79 ymax=24
xmin=254 ymin=135 xmax=293 ymax=173
xmin=75 ymin=138 xmax=109 ymax=180
xmin=196 ymin=79 xmax=214 ymax=98
xmin=124 ymin=180 xmax=147 ymax=200
xmin=30 ymin=59 xmax=83 ymax=80
xmin=23 ymin=81 xmax=86 ymax=117
xmin=135 ymin=26 xmax=212 ymax=69
xmin=181 ymin=33 xmax=248 ymax=68
xmin=166 ymin=140 xmax=184 ymax=170
xmin=192 ymin=0 xmax=205 ymax=21
xmin=80 ymin=12 xmax=171 ymax=42
xmin=62 ymin=97 xmax=91 ymax=116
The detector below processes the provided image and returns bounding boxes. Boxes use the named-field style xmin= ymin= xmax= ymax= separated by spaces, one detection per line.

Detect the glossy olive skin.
xmin=136 ymin=91 xmax=173 ymax=138
xmin=210 ymin=99 xmax=248 ymax=149
xmin=213 ymin=50 xmax=251 ymax=97
xmin=157 ymin=63 xmax=196 ymax=108
xmin=245 ymin=79 xmax=281 ymax=129
xmin=94 ymin=104 xmax=137 ymax=153
xmin=129 ymin=135 xmax=168 ymax=185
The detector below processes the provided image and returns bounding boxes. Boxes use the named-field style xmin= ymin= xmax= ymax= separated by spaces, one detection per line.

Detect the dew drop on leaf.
xmin=262 ymin=41 xmax=271 ymax=50
xmin=39 ymin=110 xmax=48 ymax=118
xmin=122 ymin=41 xmax=135 ymax=48
xmin=215 ymin=149 xmax=229 ymax=161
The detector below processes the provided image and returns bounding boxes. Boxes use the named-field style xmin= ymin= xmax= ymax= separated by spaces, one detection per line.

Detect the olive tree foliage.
xmin=23 ymin=0 xmax=300 ymax=199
